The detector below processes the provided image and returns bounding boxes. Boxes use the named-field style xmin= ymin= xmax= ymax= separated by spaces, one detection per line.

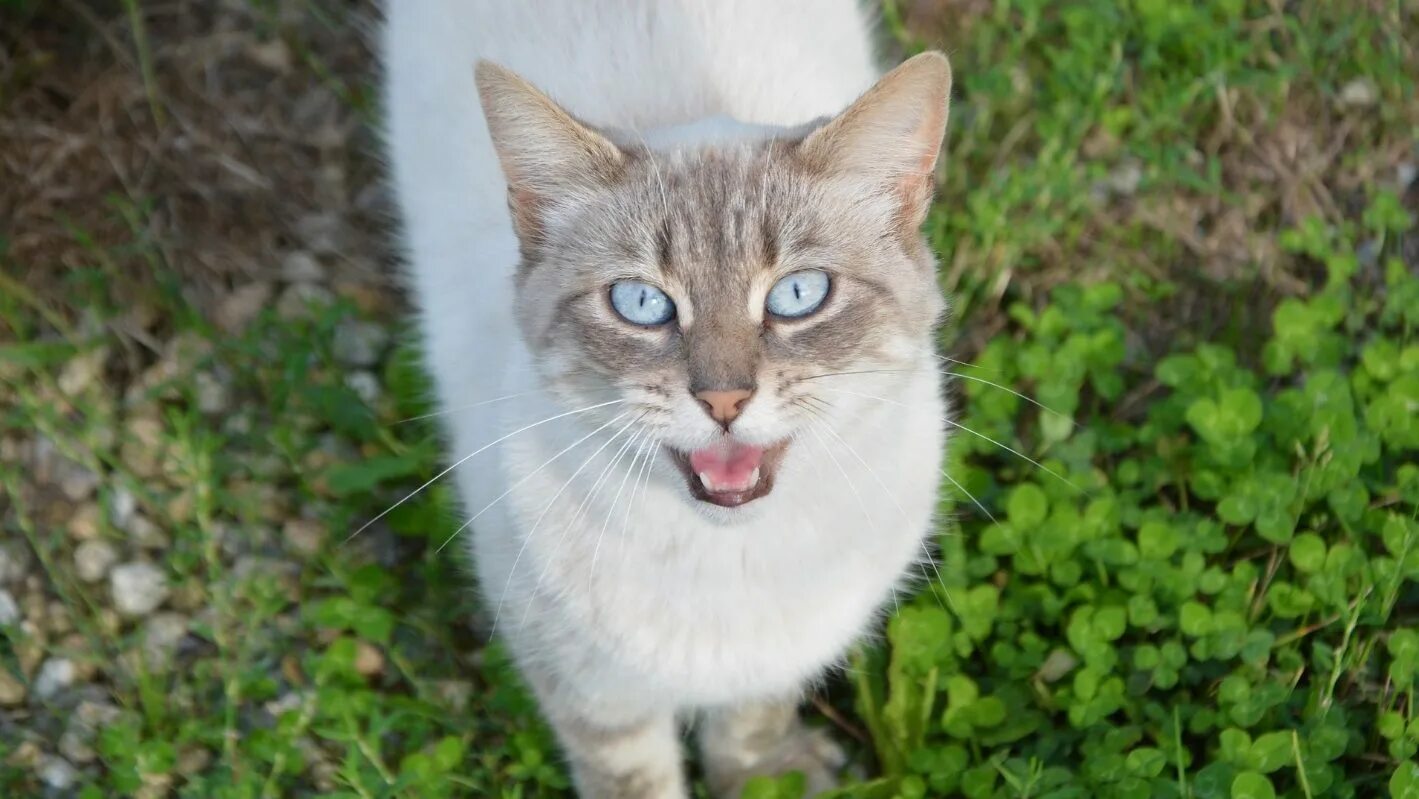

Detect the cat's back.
xmin=385 ymin=1 xmax=877 ymax=133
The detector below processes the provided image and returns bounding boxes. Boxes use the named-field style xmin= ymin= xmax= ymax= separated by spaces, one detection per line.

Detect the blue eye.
xmin=609 ymin=281 xmax=676 ymax=326
xmin=765 ymin=270 xmax=830 ymax=319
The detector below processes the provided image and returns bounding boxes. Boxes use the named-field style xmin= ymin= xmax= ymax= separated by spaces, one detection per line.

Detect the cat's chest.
xmin=566 ymin=468 xmax=937 ymax=705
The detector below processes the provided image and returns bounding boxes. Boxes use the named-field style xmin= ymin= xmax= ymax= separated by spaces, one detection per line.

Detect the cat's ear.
xmin=475 ymin=61 xmax=626 ymax=241
xmin=797 ymin=52 xmax=951 ymax=232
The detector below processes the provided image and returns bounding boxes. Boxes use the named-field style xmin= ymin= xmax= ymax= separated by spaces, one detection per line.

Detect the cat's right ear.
xmin=475 ymin=61 xmax=625 ymax=242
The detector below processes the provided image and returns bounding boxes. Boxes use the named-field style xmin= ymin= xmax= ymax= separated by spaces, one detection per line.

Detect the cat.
xmin=382 ymin=2 xmax=952 ymax=796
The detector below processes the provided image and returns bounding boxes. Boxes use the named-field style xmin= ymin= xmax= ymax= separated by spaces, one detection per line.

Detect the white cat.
xmin=383 ymin=2 xmax=951 ymax=796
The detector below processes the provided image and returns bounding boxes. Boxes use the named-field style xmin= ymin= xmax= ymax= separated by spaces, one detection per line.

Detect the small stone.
xmin=194 ymin=371 xmax=230 ymax=415
xmin=59 ymin=729 xmax=96 ymax=764
xmin=38 ymin=756 xmax=78 ymax=790
xmin=216 ymin=282 xmax=275 ymax=333
xmin=276 ymin=283 xmax=335 ymax=321
xmin=0 ymin=541 xmax=27 ymax=585
xmin=1105 ymin=159 xmax=1143 ymax=197
xmin=109 ymin=486 xmax=138 ymax=530
xmin=294 ymin=212 xmax=346 ymax=255
xmin=344 ymin=371 xmax=381 ymax=405
xmin=354 ymin=642 xmax=384 ymax=677
xmin=1399 ymin=161 xmax=1417 ymax=192
xmin=1338 ymin=77 xmax=1378 ymax=109
xmin=120 ymin=417 xmax=167 ymax=479
xmin=0 ymin=589 xmax=18 ymax=625
xmin=245 ymin=38 xmax=292 ymax=72
xmin=0 ymin=668 xmax=25 ymax=705
xmin=67 ymin=503 xmax=102 ymax=541
xmin=111 ymin=562 xmax=170 ymax=617
xmin=34 ymin=657 xmax=76 ymax=699
xmin=283 ymin=518 xmax=325 ymax=557
xmin=176 ymin=747 xmax=212 ymax=777
xmin=58 ymin=349 xmax=107 ymax=397
xmin=281 ymin=250 xmax=325 ymax=283
xmin=10 ymin=741 xmax=41 ymax=768
xmin=75 ymin=698 xmax=122 ymax=728
xmin=141 ymin=612 xmax=190 ymax=670
xmin=73 ymin=540 xmax=118 ymax=584
xmin=264 ymin=690 xmax=309 ymax=717
xmin=127 ymin=514 xmax=170 ymax=550
xmin=55 ymin=458 xmax=100 ymax=501
xmin=434 ymin=680 xmax=474 ymax=713
xmin=331 ymin=321 xmax=389 ymax=368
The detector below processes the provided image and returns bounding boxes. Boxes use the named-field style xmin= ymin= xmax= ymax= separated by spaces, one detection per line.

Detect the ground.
xmin=1 ymin=1 xmax=1417 ymax=798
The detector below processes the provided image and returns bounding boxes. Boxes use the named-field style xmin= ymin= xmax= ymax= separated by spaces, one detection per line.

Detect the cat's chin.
xmin=668 ymin=439 xmax=790 ymax=509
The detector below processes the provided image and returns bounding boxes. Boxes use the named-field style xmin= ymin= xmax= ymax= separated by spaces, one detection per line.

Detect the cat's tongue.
xmin=688 ymin=439 xmax=764 ymax=493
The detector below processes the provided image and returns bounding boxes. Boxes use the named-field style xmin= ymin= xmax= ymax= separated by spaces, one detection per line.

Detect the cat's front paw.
xmin=704 ymin=724 xmax=848 ymax=799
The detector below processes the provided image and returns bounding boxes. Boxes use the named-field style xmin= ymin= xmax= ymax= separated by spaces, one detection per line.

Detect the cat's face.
xmin=477 ymin=55 xmax=951 ymax=514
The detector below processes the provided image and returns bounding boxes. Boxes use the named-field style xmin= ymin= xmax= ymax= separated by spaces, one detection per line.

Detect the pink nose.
xmin=694 ymin=388 xmax=754 ymax=427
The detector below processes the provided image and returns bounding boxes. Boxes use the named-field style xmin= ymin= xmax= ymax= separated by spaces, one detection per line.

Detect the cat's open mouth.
xmin=668 ymin=438 xmax=790 ymax=508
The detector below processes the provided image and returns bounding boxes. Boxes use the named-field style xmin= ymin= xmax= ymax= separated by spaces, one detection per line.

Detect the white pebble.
xmin=110 ymin=562 xmax=171 ymax=617
xmin=0 ymin=589 xmax=18 ymax=625
xmin=74 ymin=540 xmax=119 ymax=584
xmin=38 ymin=756 xmax=78 ymax=790
xmin=34 ymin=657 xmax=76 ymax=699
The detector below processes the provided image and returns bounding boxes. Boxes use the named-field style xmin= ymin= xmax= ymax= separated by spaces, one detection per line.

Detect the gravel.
xmin=0 ymin=588 xmax=19 ymax=625
xmin=0 ymin=540 xmax=29 ymax=585
xmin=344 ymin=370 xmax=382 ymax=404
xmin=74 ymin=540 xmax=119 ymax=584
xmin=331 ymin=320 xmax=390 ymax=367
xmin=110 ymin=562 xmax=171 ymax=617
xmin=34 ymin=657 xmax=76 ymax=700
xmin=0 ymin=668 xmax=25 ymax=706
xmin=37 ymin=756 xmax=78 ymax=791
xmin=141 ymin=612 xmax=190 ymax=669
xmin=281 ymin=250 xmax=326 ymax=283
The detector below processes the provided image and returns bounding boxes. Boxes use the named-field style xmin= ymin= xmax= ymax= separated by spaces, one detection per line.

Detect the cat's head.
xmin=476 ymin=54 xmax=951 ymax=514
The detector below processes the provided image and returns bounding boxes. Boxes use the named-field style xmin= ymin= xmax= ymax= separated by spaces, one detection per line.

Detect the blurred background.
xmin=1 ymin=1 xmax=1416 ymax=797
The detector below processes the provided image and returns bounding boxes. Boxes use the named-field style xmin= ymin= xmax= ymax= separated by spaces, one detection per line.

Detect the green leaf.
xmin=1230 ymin=771 xmax=1275 ymax=799
xmin=1180 ymin=602 xmax=1213 ymax=637
xmin=1288 ymin=534 xmax=1326 ymax=573
xmin=1248 ymin=732 xmax=1292 ymax=773
xmin=1392 ymin=761 xmax=1419 ymax=799
xmin=1007 ymin=483 xmax=1049 ymax=529
xmin=324 ymin=454 xmax=424 ymax=497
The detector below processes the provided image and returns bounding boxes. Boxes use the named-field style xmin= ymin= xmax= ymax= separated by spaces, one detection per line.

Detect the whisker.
xmin=801 ymin=415 xmax=899 ymax=617
xmin=938 ymin=467 xmax=998 ymax=524
xmin=489 ymin=412 xmax=642 ymax=637
xmin=933 ymin=353 xmax=999 ymax=373
xmin=817 ymin=387 xmax=1082 ymax=493
xmin=810 ymin=414 xmax=950 ymax=611
xmin=590 ymin=426 xmax=653 ymax=580
xmin=947 ymin=372 xmax=1077 ymax=426
xmin=347 ymin=397 xmax=627 ymax=543
xmin=392 ymin=389 xmax=549 ymax=425
xmin=618 ymin=435 xmax=659 ymax=567
xmin=797 ymin=368 xmax=916 ymax=382
xmin=433 ymin=410 xmax=633 ymax=553
xmin=522 ymin=421 xmax=644 ymax=626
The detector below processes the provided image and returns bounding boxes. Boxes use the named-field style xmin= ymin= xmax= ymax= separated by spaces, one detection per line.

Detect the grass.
xmin=1 ymin=0 xmax=1416 ymax=797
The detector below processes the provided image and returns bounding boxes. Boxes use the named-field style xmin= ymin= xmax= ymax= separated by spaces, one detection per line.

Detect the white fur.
xmin=384 ymin=0 xmax=945 ymax=756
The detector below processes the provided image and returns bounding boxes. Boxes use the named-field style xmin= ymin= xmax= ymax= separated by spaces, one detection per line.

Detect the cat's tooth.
xmin=748 ymin=467 xmax=761 ymax=488
xmin=698 ymin=472 xmax=714 ymax=491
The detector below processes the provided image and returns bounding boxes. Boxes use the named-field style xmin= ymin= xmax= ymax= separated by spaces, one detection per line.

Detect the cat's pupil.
xmin=793 ymin=283 xmax=801 ymax=300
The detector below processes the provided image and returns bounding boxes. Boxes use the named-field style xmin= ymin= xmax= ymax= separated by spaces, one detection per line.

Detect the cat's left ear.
xmin=475 ymin=61 xmax=626 ymax=242
xmin=796 ymin=52 xmax=952 ymax=233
